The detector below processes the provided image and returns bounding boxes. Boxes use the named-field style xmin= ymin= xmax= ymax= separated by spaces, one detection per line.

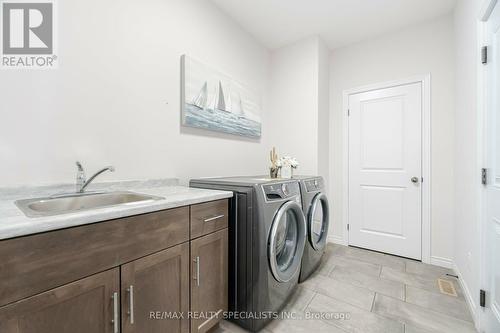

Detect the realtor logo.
xmin=1 ymin=0 xmax=57 ymax=68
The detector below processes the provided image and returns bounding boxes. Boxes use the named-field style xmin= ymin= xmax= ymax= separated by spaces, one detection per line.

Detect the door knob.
xmin=411 ymin=177 xmax=420 ymax=184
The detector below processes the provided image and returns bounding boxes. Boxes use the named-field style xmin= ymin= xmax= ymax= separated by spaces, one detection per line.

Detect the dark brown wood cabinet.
xmin=0 ymin=207 xmax=189 ymax=307
xmin=190 ymin=200 xmax=228 ymax=239
xmin=121 ymin=243 xmax=190 ymax=333
xmin=0 ymin=268 xmax=119 ymax=333
xmin=190 ymin=229 xmax=228 ymax=333
xmin=0 ymin=199 xmax=228 ymax=333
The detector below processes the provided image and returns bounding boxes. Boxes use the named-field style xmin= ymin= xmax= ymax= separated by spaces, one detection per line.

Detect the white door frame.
xmin=478 ymin=0 xmax=500 ymax=330
xmin=342 ymin=75 xmax=432 ymax=264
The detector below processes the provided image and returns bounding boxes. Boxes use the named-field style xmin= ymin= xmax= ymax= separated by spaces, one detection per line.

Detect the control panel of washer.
xmin=263 ymin=182 xmax=300 ymax=201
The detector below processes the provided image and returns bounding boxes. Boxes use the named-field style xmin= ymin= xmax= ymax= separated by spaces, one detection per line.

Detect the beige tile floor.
xmin=215 ymin=243 xmax=477 ymax=333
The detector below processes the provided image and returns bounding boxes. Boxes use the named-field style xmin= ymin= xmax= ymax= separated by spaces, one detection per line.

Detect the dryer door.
xmin=308 ymin=193 xmax=330 ymax=251
xmin=268 ymin=201 xmax=306 ymax=282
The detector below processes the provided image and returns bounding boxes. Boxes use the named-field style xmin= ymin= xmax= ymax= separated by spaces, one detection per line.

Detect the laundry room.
xmin=0 ymin=0 xmax=498 ymax=332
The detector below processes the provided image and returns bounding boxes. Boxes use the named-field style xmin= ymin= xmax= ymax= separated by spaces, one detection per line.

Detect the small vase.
xmin=281 ymin=166 xmax=292 ymax=179
xmin=270 ymin=167 xmax=280 ymax=179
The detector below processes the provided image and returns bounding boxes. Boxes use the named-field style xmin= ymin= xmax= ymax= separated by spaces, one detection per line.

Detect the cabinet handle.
xmin=194 ymin=256 xmax=200 ymax=286
xmin=127 ymin=285 xmax=134 ymax=324
xmin=111 ymin=292 xmax=118 ymax=333
xmin=203 ymin=214 xmax=224 ymax=223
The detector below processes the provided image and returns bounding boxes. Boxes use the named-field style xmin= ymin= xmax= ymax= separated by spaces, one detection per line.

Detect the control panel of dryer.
xmin=263 ymin=182 xmax=301 ymax=201
xmin=305 ymin=177 xmax=324 ymax=192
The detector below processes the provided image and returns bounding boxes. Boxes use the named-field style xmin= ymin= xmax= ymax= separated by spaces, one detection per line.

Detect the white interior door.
xmin=348 ymin=82 xmax=422 ymax=260
xmin=482 ymin=2 xmax=500 ymax=331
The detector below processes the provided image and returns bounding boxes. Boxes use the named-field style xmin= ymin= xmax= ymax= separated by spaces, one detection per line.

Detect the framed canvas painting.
xmin=181 ymin=55 xmax=262 ymax=138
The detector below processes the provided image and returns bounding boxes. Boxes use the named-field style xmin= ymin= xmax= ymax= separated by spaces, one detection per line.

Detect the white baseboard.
xmin=327 ymin=235 xmax=347 ymax=246
xmin=430 ymin=256 xmax=454 ymax=269
xmin=453 ymin=263 xmax=480 ymax=330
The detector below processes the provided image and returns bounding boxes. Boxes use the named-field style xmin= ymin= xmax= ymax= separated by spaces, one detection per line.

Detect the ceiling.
xmin=210 ymin=0 xmax=456 ymax=49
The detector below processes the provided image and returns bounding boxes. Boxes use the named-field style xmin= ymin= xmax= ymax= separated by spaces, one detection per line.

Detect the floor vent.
xmin=438 ymin=279 xmax=458 ymax=297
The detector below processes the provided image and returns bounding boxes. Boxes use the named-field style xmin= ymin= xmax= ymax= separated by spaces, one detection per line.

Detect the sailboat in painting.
xmin=208 ymin=81 xmax=232 ymax=113
xmin=191 ymin=82 xmax=208 ymax=109
xmin=232 ymin=93 xmax=246 ymax=119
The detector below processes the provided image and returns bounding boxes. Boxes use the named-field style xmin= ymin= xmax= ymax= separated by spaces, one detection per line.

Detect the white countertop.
xmin=0 ymin=179 xmax=232 ymax=240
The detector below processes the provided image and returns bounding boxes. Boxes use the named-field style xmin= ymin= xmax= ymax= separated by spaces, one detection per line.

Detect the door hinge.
xmin=482 ymin=168 xmax=488 ymax=185
xmin=347 ymin=109 xmax=350 ymax=116
xmin=480 ymin=289 xmax=486 ymax=307
xmin=482 ymin=46 xmax=488 ymax=64
xmin=347 ymin=224 xmax=350 ymax=231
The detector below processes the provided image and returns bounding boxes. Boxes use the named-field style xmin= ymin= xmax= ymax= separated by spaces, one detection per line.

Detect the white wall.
xmin=453 ymin=0 xmax=483 ymax=325
xmin=0 ymin=0 xmax=269 ymax=186
xmin=328 ymin=16 xmax=456 ymax=264
xmin=318 ymin=39 xmax=331 ymax=190
xmin=266 ymin=36 xmax=329 ymax=177
xmin=266 ymin=37 xmax=319 ymax=175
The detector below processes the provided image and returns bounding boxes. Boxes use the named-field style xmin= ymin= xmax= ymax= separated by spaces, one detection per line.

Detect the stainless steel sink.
xmin=15 ymin=191 xmax=164 ymax=218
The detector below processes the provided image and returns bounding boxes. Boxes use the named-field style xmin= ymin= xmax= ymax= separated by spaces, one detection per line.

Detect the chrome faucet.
xmin=75 ymin=161 xmax=115 ymax=193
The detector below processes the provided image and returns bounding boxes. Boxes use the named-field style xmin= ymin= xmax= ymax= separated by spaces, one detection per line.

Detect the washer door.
xmin=308 ymin=193 xmax=329 ymax=251
xmin=268 ymin=201 xmax=306 ymax=283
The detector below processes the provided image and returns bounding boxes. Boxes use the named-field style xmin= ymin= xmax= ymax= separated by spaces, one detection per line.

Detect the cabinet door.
xmin=121 ymin=242 xmax=189 ymax=333
xmin=190 ymin=229 xmax=228 ymax=333
xmin=0 ymin=268 xmax=119 ymax=333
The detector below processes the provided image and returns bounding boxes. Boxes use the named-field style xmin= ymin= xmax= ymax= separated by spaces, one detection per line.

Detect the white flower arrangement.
xmin=279 ymin=156 xmax=299 ymax=179
xmin=269 ymin=148 xmax=299 ymax=179
xmin=279 ymin=156 xmax=299 ymax=169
